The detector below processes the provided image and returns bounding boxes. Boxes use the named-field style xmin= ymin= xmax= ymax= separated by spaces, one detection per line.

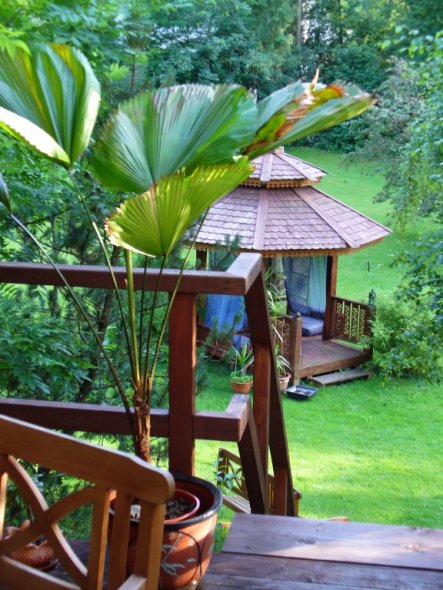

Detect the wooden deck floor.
xmin=298 ymin=335 xmax=371 ymax=379
xmin=202 ymin=514 xmax=443 ymax=589
xmin=12 ymin=516 xmax=442 ymax=590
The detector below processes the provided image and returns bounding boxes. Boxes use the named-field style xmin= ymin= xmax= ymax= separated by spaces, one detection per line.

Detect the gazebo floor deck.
xmin=297 ymin=335 xmax=371 ymax=379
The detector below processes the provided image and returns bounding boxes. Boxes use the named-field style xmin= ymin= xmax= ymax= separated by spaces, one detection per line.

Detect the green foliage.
xmin=350 ymin=33 xmax=443 ymax=226
xmin=397 ymin=229 xmax=443 ymax=320
xmin=0 ymin=40 xmax=373 ymax=462
xmin=274 ymin=344 xmax=291 ymax=378
xmin=229 ymin=372 xmax=253 ymax=384
xmin=370 ymin=295 xmax=441 ymax=380
xmin=370 ymin=229 xmax=443 ymax=382
xmin=0 ymin=290 xmax=91 ymax=398
xmin=0 ymin=43 xmax=100 ymax=167
xmin=229 ymin=344 xmax=253 ymax=380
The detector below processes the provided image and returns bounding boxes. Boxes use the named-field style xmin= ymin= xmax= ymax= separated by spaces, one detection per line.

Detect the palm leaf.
xmin=278 ymin=84 xmax=375 ymax=145
xmin=93 ymin=85 xmax=256 ymax=194
xmin=245 ymin=82 xmax=373 ymax=160
xmin=255 ymin=81 xmax=307 ymax=131
xmin=105 ymin=161 xmax=252 ymax=257
xmin=0 ymin=43 xmax=100 ymax=167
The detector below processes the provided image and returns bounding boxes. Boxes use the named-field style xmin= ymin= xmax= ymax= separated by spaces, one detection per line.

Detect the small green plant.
xmin=274 ymin=344 xmax=291 ymax=378
xmin=267 ymin=283 xmax=287 ymax=321
xmin=229 ymin=344 xmax=253 ymax=382
xmin=214 ymin=457 xmax=242 ymax=493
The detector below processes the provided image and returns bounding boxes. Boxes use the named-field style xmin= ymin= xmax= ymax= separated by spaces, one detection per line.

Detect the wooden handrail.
xmin=331 ymin=295 xmax=372 ymax=308
xmin=0 ymin=253 xmax=262 ymax=295
xmin=0 ymin=396 xmax=250 ymax=442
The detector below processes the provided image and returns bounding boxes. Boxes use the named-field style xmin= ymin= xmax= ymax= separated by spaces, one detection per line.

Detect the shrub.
xmin=370 ymin=295 xmax=441 ymax=380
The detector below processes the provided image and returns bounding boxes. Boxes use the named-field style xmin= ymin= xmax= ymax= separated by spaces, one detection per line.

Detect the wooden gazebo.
xmin=194 ymin=147 xmax=391 ymax=383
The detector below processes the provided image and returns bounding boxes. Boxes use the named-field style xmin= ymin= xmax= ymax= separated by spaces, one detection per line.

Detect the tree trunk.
xmin=296 ymin=0 xmax=302 ymax=48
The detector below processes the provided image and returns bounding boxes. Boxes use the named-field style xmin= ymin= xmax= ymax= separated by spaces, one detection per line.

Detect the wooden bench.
xmin=216 ymin=448 xmax=302 ymax=516
xmin=0 ymin=415 xmax=175 ymax=590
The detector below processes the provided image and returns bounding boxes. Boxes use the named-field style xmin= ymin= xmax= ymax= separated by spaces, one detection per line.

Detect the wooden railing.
xmin=0 ymin=254 xmax=296 ymax=517
xmin=330 ymin=296 xmax=373 ymax=343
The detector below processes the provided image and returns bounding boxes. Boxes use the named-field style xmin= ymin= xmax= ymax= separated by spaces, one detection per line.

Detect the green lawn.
xmin=192 ymin=149 xmax=443 ymax=530
xmin=194 ymin=364 xmax=443 ymax=528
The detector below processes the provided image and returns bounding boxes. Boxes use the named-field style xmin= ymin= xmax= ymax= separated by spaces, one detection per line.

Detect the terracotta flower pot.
xmin=111 ymin=474 xmax=222 ymax=589
xmin=160 ymin=474 xmax=222 ymax=589
xmin=279 ymin=374 xmax=290 ymax=392
xmin=230 ymin=380 xmax=252 ymax=394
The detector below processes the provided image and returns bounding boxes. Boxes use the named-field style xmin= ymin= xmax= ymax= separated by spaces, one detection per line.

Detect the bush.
xmin=370 ymin=296 xmax=441 ymax=380
xmin=0 ymin=291 xmax=91 ymax=400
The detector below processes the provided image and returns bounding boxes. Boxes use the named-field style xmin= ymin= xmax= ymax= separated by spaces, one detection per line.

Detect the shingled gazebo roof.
xmin=194 ymin=148 xmax=390 ymax=257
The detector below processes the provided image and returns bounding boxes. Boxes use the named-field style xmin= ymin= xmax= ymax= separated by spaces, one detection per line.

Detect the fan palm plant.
xmin=0 ymin=42 xmax=374 ymax=461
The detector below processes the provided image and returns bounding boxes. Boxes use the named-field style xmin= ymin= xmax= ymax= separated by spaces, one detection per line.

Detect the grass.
xmin=192 ymin=148 xmax=443 ymax=530
xmin=194 ymin=365 xmax=443 ymax=528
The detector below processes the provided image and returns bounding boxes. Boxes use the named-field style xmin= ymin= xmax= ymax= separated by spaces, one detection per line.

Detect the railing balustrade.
xmin=331 ymin=296 xmax=373 ymax=343
xmin=0 ymin=254 xmax=296 ymax=517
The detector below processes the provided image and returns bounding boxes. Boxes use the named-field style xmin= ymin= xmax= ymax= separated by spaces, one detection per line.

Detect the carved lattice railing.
xmin=332 ymin=296 xmax=373 ymax=343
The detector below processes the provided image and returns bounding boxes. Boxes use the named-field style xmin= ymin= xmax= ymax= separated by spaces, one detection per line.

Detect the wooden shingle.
xmin=194 ymin=148 xmax=390 ymax=257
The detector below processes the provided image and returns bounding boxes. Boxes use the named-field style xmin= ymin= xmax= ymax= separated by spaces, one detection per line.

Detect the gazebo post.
xmin=196 ymin=249 xmax=208 ymax=270
xmin=323 ymin=255 xmax=338 ymax=339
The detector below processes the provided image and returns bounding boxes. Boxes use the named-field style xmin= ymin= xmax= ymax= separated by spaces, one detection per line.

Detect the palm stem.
xmin=138 ymin=258 xmax=149 ymax=370
xmin=125 ymin=250 xmax=140 ymax=385
xmin=142 ymin=255 xmax=167 ymax=396
xmin=148 ymin=212 xmax=209 ymax=387
xmin=67 ymin=170 xmax=137 ymax=381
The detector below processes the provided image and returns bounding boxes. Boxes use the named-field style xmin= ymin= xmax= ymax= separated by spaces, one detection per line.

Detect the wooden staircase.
xmin=311 ymin=367 xmax=370 ymax=386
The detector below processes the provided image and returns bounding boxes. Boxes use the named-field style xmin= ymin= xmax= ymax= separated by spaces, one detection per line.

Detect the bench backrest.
xmin=0 ymin=415 xmax=175 ymax=590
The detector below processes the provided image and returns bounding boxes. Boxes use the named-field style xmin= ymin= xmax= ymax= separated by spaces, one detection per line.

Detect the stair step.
xmin=311 ymin=367 xmax=370 ymax=386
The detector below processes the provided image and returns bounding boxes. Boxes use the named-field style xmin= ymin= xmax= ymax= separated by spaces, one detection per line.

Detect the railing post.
xmin=292 ymin=313 xmax=303 ymax=384
xmin=245 ymin=271 xmax=295 ymax=516
xmin=168 ymin=293 xmax=196 ymax=475
xmin=252 ymin=343 xmax=271 ymax=500
xmin=323 ymin=255 xmax=338 ymax=339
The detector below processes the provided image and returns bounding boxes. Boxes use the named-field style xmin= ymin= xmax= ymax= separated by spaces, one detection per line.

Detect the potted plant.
xmin=229 ymin=344 xmax=254 ymax=394
xmin=0 ymin=42 xmax=373 ymax=587
xmin=275 ymin=344 xmax=292 ymax=392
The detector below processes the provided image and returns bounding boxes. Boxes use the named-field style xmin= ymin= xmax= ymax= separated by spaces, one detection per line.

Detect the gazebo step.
xmin=311 ymin=367 xmax=370 ymax=386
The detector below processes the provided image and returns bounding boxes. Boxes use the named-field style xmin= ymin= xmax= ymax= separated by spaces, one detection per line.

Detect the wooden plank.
xmin=237 ymin=404 xmax=267 ymax=515
xmin=0 ymin=253 xmax=262 ymax=296
xmin=222 ymin=514 xmax=443 ymax=571
xmin=203 ymin=553 xmax=443 ymax=590
xmin=298 ymin=338 xmax=371 ymax=378
xmin=0 ymin=556 xmax=79 ymax=590
xmin=311 ymin=368 xmax=370 ymax=386
xmin=0 ymin=416 xmax=174 ymax=504
xmin=251 ymin=343 xmax=270 ymax=484
xmin=272 ymin=467 xmax=288 ymax=516
xmin=292 ymin=313 xmax=303 ymax=381
xmin=168 ymin=294 xmax=196 ymax=475
xmin=0 ymin=399 xmax=248 ymax=442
